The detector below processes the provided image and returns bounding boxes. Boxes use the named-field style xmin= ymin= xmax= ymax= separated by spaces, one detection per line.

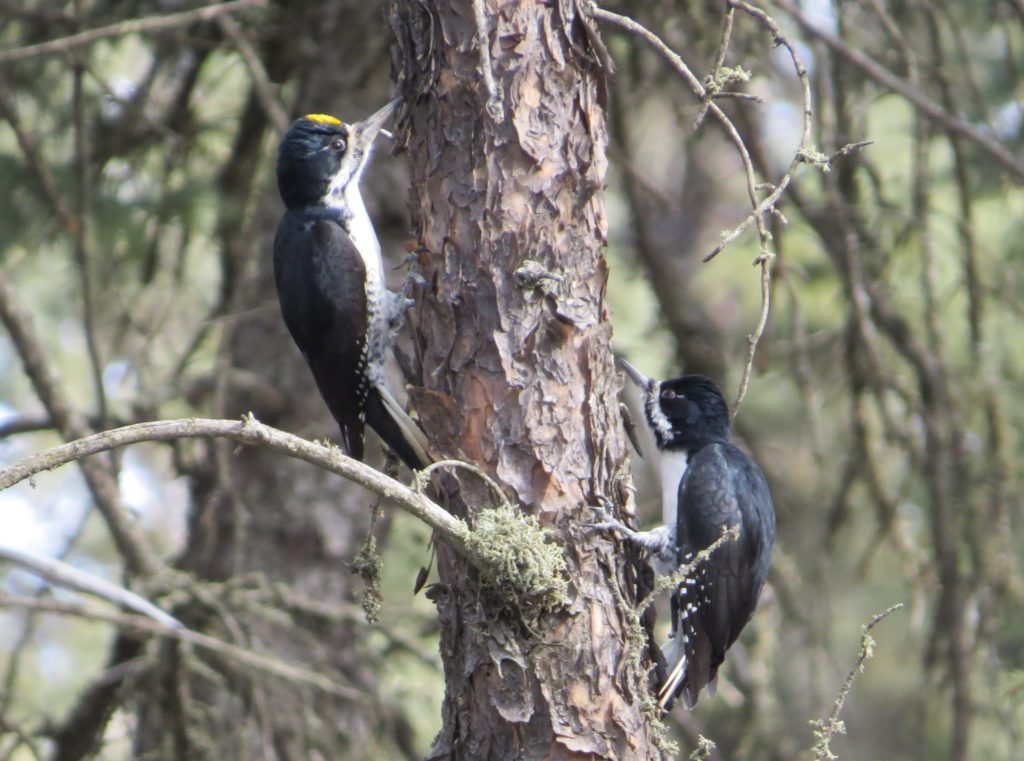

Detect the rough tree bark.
xmin=391 ymin=1 xmax=664 ymax=758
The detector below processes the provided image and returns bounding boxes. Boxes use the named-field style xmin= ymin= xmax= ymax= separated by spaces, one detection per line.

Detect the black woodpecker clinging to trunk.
xmin=595 ymin=359 xmax=776 ymax=709
xmin=272 ymin=99 xmax=429 ymax=470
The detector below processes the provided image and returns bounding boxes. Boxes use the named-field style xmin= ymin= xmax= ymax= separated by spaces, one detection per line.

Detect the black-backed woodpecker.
xmin=596 ymin=360 xmax=776 ymax=709
xmin=273 ymin=100 xmax=428 ymax=470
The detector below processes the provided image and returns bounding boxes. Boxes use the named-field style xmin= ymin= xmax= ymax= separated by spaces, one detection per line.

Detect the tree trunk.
xmin=392 ymin=1 xmax=665 ymax=757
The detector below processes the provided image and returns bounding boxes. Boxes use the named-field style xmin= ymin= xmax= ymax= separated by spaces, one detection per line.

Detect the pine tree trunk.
xmin=392 ymin=1 xmax=665 ymax=757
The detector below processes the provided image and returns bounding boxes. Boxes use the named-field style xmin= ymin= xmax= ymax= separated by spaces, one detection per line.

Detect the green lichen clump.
xmin=464 ymin=504 xmax=568 ymax=614
xmin=351 ymin=533 xmax=382 ymax=624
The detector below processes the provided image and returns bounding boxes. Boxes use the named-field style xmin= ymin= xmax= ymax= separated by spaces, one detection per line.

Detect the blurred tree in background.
xmin=0 ymin=1 xmax=1021 ymax=760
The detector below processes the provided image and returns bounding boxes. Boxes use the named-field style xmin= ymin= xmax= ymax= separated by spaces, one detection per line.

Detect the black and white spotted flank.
xmin=602 ymin=360 xmax=776 ymax=709
xmin=272 ymin=101 xmax=429 ymax=470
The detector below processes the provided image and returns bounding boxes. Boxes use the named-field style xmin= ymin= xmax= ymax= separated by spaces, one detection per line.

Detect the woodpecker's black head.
xmin=619 ymin=359 xmax=730 ymax=452
xmin=275 ymin=99 xmax=399 ymax=210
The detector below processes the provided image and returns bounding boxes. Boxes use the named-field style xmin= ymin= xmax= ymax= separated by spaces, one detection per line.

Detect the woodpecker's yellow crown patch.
xmin=303 ymin=113 xmax=343 ymax=126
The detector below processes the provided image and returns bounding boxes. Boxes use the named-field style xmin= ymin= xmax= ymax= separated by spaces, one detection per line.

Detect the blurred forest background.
xmin=1 ymin=0 xmax=1022 ymax=759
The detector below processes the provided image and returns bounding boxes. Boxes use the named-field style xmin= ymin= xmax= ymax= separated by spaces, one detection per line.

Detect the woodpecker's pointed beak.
xmin=617 ymin=357 xmax=655 ymax=392
xmin=351 ymin=97 xmax=401 ymax=152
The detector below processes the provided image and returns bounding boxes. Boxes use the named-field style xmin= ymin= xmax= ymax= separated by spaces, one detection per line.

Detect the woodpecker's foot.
xmin=392 ymin=289 xmax=416 ymax=313
xmin=620 ymin=524 xmax=674 ymax=556
xmin=587 ymin=503 xmax=677 ymax=576
xmin=401 ymin=272 xmax=427 ymax=295
xmin=385 ymin=288 xmax=417 ymax=333
xmin=586 ymin=499 xmax=644 ymax=541
xmin=588 ymin=517 xmax=636 ymax=536
xmin=395 ymin=294 xmax=417 ymax=318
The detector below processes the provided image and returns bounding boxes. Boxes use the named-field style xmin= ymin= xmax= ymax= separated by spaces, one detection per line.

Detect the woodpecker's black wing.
xmin=273 ymin=209 xmax=370 ymax=459
xmin=363 ymin=384 xmax=431 ymax=469
xmin=659 ymin=442 xmax=776 ymax=709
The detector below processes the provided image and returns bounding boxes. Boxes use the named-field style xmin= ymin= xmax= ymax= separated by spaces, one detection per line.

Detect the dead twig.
xmin=732 ymin=252 xmax=774 ymax=417
xmin=0 ymin=546 xmax=181 ymax=628
xmin=594 ymin=2 xmax=816 ymax=412
xmin=414 ymin=458 xmax=512 ymax=510
xmin=0 ymin=593 xmax=362 ymax=701
xmin=0 ymin=0 xmax=267 ymax=65
xmin=592 ymin=6 xmax=778 ymax=260
xmin=217 ymin=13 xmax=289 ymax=132
xmin=772 ymin=0 xmax=1024 ymax=182
xmin=810 ymin=603 xmax=905 ymax=760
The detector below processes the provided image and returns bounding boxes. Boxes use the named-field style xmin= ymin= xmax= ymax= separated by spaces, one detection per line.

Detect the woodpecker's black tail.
xmin=364 ymin=386 xmax=430 ymax=470
xmin=658 ymin=627 xmax=717 ymax=710
xmin=338 ymin=420 xmax=365 ymax=462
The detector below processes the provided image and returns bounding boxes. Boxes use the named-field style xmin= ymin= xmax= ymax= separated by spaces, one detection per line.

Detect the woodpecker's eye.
xmin=330 ymin=138 xmax=347 ymax=152
xmin=662 ymin=389 xmax=678 ymax=400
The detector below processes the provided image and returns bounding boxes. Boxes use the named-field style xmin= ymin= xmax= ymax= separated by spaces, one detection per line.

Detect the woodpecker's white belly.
xmin=343 ymin=186 xmax=383 ymax=278
xmin=340 ymin=186 xmax=390 ymax=384
xmin=658 ymin=450 xmax=689 ymax=528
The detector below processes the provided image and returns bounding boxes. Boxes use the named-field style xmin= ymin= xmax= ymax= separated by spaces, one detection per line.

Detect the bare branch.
xmin=0 ymin=546 xmax=181 ymax=628
xmin=414 ymin=459 xmax=512 ymax=510
xmin=592 ymin=6 xmax=771 ymax=254
xmin=595 ymin=2 xmax=812 ymax=411
xmin=0 ymin=273 xmax=162 ymax=577
xmin=593 ymin=3 xmax=816 ymax=265
xmin=703 ymin=0 xmax=815 ymax=263
xmin=0 ymin=0 xmax=268 ymax=65
xmin=217 ymin=13 xmax=289 ymax=132
xmin=72 ymin=46 xmax=108 ymax=430
xmin=0 ymin=87 xmax=76 ymax=231
xmin=0 ymin=415 xmax=55 ymax=438
xmin=0 ymin=593 xmax=362 ymax=700
xmin=0 ymin=416 xmax=482 ymax=567
xmin=732 ymin=252 xmax=774 ymax=417
xmin=772 ymin=0 xmax=1024 ymax=182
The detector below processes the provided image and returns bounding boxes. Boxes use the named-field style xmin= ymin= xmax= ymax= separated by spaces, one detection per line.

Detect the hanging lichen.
xmin=351 ymin=503 xmax=384 ymax=624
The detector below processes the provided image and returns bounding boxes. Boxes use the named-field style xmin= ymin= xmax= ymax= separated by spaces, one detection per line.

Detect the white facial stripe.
xmin=646 ymin=381 xmax=673 ymax=441
xmin=325 ymin=152 xmax=359 ymax=211
xmin=324 ymin=132 xmax=371 ymax=213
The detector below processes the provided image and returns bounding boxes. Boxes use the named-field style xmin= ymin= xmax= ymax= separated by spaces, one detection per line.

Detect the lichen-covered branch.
xmin=0 ymin=415 xmax=483 ymax=567
xmin=810 ymin=604 xmax=905 ymax=761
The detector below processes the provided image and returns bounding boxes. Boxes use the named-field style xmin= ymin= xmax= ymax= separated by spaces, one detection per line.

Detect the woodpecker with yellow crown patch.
xmin=273 ymin=100 xmax=429 ymax=469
